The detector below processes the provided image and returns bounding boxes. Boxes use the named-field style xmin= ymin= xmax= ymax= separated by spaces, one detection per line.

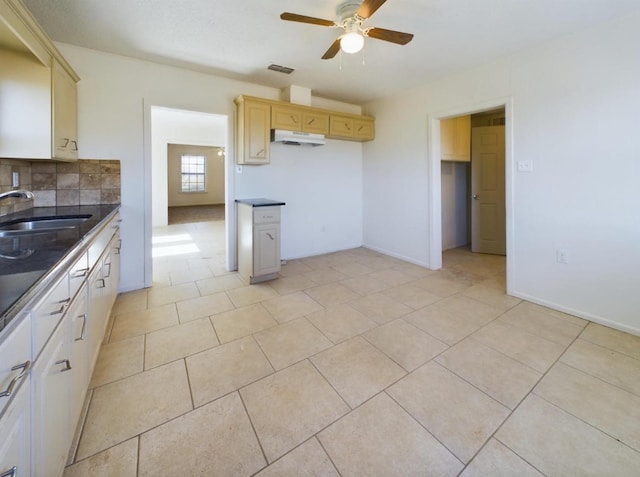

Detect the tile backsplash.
xmin=31 ymin=159 xmax=121 ymax=207
xmin=0 ymin=158 xmax=120 ymax=218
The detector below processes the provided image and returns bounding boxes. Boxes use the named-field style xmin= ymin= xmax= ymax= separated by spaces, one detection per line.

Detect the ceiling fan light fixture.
xmin=340 ymin=31 xmax=364 ymax=54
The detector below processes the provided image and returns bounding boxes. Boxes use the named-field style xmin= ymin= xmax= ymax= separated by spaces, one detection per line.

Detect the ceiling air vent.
xmin=268 ymin=64 xmax=295 ymax=74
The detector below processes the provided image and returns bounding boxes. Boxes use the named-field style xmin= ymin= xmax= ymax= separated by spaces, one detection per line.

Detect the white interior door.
xmin=471 ymin=126 xmax=506 ymax=255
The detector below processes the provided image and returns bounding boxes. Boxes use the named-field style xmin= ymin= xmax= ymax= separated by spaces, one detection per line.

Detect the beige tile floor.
xmin=64 ymin=220 xmax=640 ymax=476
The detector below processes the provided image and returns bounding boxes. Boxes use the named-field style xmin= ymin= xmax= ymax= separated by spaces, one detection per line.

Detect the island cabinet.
xmin=440 ymin=115 xmax=471 ymax=162
xmin=0 ymin=0 xmax=80 ymax=161
xmin=235 ymin=96 xmax=271 ymax=165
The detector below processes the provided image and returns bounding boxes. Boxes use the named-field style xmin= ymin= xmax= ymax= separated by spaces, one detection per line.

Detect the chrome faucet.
xmin=0 ymin=189 xmax=35 ymax=201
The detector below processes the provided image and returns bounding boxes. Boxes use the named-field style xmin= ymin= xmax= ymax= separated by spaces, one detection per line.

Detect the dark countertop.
xmin=235 ymin=198 xmax=286 ymax=207
xmin=0 ymin=204 xmax=120 ymax=340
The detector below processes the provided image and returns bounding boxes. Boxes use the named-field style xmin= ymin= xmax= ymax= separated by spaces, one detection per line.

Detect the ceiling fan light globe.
xmin=340 ymin=32 xmax=364 ymax=54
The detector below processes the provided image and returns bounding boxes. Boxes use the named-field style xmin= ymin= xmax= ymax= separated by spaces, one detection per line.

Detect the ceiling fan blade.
xmin=357 ymin=0 xmax=388 ymax=19
xmin=280 ymin=12 xmax=336 ymax=27
xmin=367 ymin=27 xmax=414 ymax=45
xmin=322 ymin=39 xmax=342 ymax=60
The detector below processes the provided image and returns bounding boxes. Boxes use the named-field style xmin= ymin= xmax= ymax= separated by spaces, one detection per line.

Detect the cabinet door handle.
xmin=115 ymin=247 xmax=121 ymax=255
xmin=290 ymin=115 xmax=297 ymax=124
xmin=308 ymin=118 xmax=315 ymax=125
xmin=0 ymin=361 xmax=31 ymax=398
xmin=71 ymin=268 xmax=89 ymax=279
xmin=61 ymin=138 xmax=70 ymax=148
xmin=256 ymin=149 xmax=264 ymax=157
xmin=104 ymin=263 xmax=111 ymax=278
xmin=266 ymin=233 xmax=275 ymax=240
xmin=50 ymin=298 xmax=71 ymax=315
xmin=75 ymin=314 xmax=87 ymax=341
xmin=70 ymin=140 xmax=78 ymax=151
xmin=0 ymin=466 xmax=17 ymax=477
xmin=96 ymin=279 xmax=106 ymax=289
xmin=56 ymin=359 xmax=72 ymax=372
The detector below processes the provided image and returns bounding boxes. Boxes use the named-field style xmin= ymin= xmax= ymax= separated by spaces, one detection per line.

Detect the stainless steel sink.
xmin=0 ymin=215 xmax=91 ymax=237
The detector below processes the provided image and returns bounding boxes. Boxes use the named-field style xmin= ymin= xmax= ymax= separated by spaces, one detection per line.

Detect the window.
xmin=181 ymin=155 xmax=206 ymax=192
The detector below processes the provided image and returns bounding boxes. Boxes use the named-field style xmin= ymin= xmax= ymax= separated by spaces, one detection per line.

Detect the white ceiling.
xmin=22 ymin=0 xmax=639 ymax=104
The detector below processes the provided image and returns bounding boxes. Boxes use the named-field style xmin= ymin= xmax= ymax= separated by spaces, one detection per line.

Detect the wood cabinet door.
xmin=441 ymin=116 xmax=470 ymax=161
xmin=329 ymin=115 xmax=354 ymax=138
xmin=354 ymin=118 xmax=375 ymax=140
xmin=253 ymin=223 xmax=280 ymax=277
xmin=271 ymin=105 xmax=302 ymax=130
xmin=243 ymin=100 xmax=270 ymax=164
xmin=302 ymin=111 xmax=329 ymax=134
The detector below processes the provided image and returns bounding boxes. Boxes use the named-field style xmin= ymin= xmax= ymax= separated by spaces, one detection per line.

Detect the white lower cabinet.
xmin=253 ymin=223 xmax=280 ymax=276
xmin=0 ymin=210 xmax=121 ymax=476
xmin=0 ymin=379 xmax=31 ymax=477
xmin=31 ymin=318 xmax=74 ymax=477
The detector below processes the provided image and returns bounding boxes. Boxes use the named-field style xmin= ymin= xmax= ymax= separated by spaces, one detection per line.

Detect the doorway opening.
xmin=149 ymin=106 xmax=229 ymax=285
xmin=441 ymin=108 xmax=506 ymax=254
xmin=428 ymin=98 xmax=513 ymax=293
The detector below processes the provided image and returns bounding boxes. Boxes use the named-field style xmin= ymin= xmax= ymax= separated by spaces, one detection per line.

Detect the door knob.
xmin=472 ymin=194 xmax=480 ymax=200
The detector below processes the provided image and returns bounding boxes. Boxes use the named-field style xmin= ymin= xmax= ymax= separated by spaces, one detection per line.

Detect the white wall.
xmin=59 ymin=44 xmax=363 ymax=292
xmin=151 ymin=107 xmax=227 ymax=227
xmin=363 ymin=11 xmax=640 ymax=333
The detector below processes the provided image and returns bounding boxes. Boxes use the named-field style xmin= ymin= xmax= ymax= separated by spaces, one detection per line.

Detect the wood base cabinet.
xmin=237 ymin=202 xmax=284 ymax=284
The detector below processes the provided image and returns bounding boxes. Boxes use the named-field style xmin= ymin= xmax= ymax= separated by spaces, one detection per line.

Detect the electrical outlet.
xmin=235 ymin=165 xmax=243 ymax=174
xmin=556 ymin=249 xmax=569 ymax=264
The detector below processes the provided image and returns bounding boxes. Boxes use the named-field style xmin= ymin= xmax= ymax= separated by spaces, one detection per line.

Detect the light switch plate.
xmin=517 ymin=160 xmax=533 ymax=172
xmin=12 ymin=172 xmax=19 ymax=187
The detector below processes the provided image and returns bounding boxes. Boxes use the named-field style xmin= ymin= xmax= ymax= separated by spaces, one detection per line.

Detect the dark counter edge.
xmin=0 ymin=205 xmax=121 ymax=345
xmin=235 ymin=198 xmax=286 ymax=207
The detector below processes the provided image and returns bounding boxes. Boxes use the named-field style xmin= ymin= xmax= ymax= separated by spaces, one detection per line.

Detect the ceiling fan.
xmin=280 ymin=0 xmax=414 ymax=59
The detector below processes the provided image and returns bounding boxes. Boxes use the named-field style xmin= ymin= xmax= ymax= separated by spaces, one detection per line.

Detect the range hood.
xmin=271 ymin=129 xmax=326 ymax=146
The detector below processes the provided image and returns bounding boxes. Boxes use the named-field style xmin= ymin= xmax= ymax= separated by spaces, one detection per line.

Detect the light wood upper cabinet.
xmin=271 ymin=105 xmax=302 ymax=131
xmin=329 ymin=115 xmax=354 ymax=138
xmin=441 ymin=115 xmax=471 ymax=162
xmin=235 ymin=96 xmax=270 ymax=165
xmin=354 ymin=117 xmax=375 ymax=141
xmin=235 ymin=95 xmax=375 ymax=163
xmin=301 ymin=110 xmax=329 ymax=134
xmin=0 ymin=0 xmax=80 ymax=161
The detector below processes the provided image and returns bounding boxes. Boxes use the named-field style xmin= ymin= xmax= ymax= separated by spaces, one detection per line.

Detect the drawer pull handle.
xmin=0 ymin=361 xmax=31 ymax=398
xmin=115 ymin=247 xmax=121 ymax=255
xmin=0 ymin=466 xmax=17 ymax=477
xmin=266 ymin=233 xmax=275 ymax=240
xmin=104 ymin=263 xmax=111 ymax=278
xmin=51 ymin=298 xmax=71 ymax=315
xmin=56 ymin=359 xmax=72 ymax=372
xmin=308 ymin=118 xmax=315 ymax=125
xmin=71 ymin=268 xmax=89 ymax=279
xmin=96 ymin=279 xmax=106 ymax=289
xmin=70 ymin=140 xmax=78 ymax=151
xmin=290 ymin=115 xmax=297 ymax=124
xmin=75 ymin=314 xmax=87 ymax=341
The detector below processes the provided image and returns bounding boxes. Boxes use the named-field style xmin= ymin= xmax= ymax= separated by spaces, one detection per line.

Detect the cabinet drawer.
xmin=69 ymin=251 xmax=89 ymax=299
xmin=0 ymin=315 xmax=31 ymax=415
xmin=253 ymin=207 xmax=280 ymax=224
xmin=31 ymin=274 xmax=70 ymax=359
